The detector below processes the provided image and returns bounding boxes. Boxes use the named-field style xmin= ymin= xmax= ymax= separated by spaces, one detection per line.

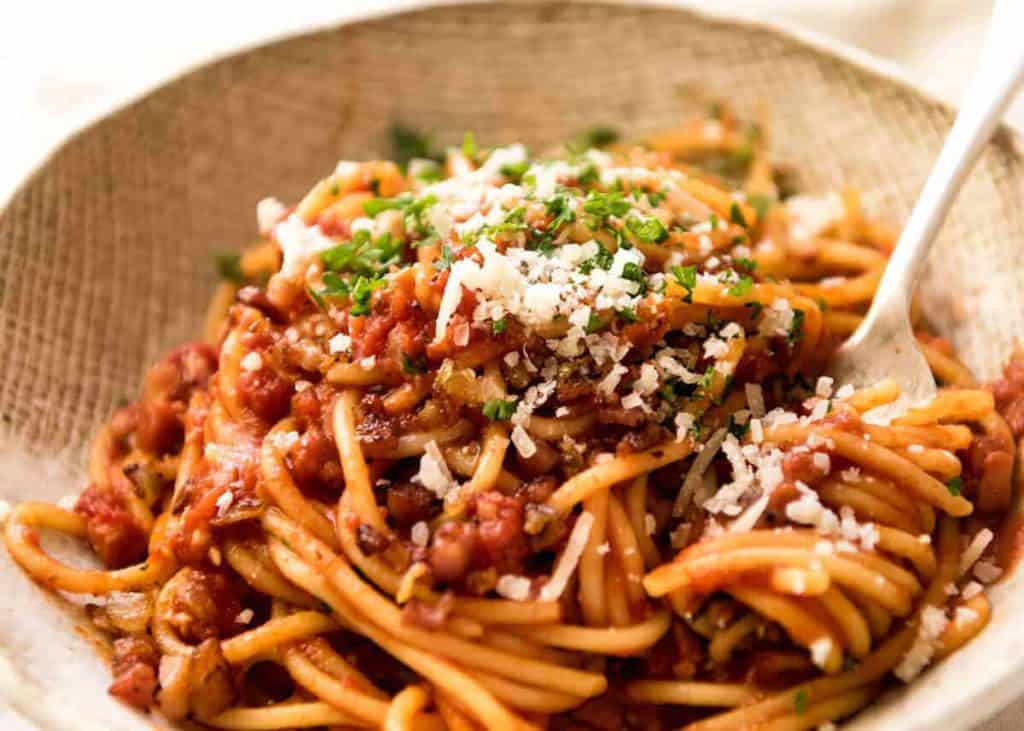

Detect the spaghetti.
xmin=4 ymin=107 xmax=1023 ymax=730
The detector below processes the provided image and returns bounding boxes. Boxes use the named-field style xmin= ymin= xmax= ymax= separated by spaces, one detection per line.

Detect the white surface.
xmin=1 ymin=1 xmax=1023 ymax=729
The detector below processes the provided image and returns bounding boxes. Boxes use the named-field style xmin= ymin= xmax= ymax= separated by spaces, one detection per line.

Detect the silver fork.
xmin=827 ymin=0 xmax=1024 ymax=422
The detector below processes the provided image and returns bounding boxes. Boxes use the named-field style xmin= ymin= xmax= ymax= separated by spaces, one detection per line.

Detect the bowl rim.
xmin=3 ymin=0 xmax=1022 ymax=215
xmin=1 ymin=2 xmax=1023 ymax=730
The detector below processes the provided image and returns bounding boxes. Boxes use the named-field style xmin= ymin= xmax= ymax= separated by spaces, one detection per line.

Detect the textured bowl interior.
xmin=1 ymin=2 xmax=1023 ymax=729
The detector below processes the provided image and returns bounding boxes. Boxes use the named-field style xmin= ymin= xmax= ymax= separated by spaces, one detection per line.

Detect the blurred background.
xmin=1 ymin=0 xmax=1020 ymax=205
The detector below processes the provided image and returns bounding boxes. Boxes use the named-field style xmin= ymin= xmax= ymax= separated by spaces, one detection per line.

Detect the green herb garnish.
xmin=794 ymin=689 xmax=808 ymax=716
xmin=214 ymin=252 xmax=244 ymax=284
xmin=390 ymin=124 xmax=436 ymax=168
xmin=727 ymin=275 xmax=753 ymax=297
xmin=545 ymin=192 xmax=576 ymax=230
xmin=348 ymin=276 xmax=387 ymax=317
xmin=580 ymin=243 xmax=614 ymax=275
xmin=729 ymin=201 xmax=748 ymax=227
xmin=321 ymin=230 xmax=402 ymax=279
xmin=363 ymin=195 xmax=411 ymax=218
xmin=435 ymin=244 xmax=456 ymax=271
xmin=461 ymin=131 xmax=478 ymax=158
xmin=401 ymin=354 xmax=427 ymax=375
xmin=625 ymin=215 xmax=669 ymax=243
xmin=482 ymin=399 xmax=517 ymax=421
xmin=747 ymin=194 xmax=775 ymax=219
xmin=500 ymin=161 xmax=530 ymax=182
xmin=576 ymin=126 xmax=619 ymax=149
xmin=671 ymin=265 xmax=698 ymax=303
xmin=582 ymin=191 xmax=630 ymax=224
xmin=787 ymin=309 xmax=806 ymax=344
xmin=620 ymin=262 xmax=647 ymax=294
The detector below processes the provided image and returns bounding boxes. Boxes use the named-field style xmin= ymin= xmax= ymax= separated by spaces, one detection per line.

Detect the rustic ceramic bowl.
xmin=1 ymin=2 xmax=1022 ymax=729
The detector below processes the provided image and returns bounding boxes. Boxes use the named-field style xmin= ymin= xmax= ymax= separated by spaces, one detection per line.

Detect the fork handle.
xmin=865 ymin=0 xmax=1024 ymax=320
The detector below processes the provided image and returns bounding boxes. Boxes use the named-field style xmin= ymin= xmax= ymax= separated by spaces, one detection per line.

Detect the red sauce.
xmin=75 ymin=482 xmax=148 ymax=569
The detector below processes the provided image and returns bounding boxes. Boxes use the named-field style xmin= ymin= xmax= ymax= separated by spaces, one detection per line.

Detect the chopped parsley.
xmin=727 ymin=413 xmax=750 ymax=439
xmin=794 ymin=689 xmax=808 ymax=716
xmin=545 ymin=192 xmax=576 ymax=230
xmin=348 ymin=276 xmax=387 ymax=317
xmin=582 ymin=191 xmax=630 ymax=225
xmin=500 ymin=160 xmax=531 ymax=182
xmin=321 ymin=230 xmax=402 ymax=278
xmin=729 ymin=201 xmax=748 ymax=227
xmin=363 ymin=195 xmax=411 ymax=218
xmin=699 ymin=365 xmax=716 ymax=390
xmin=575 ymin=126 xmax=620 ymax=150
xmin=734 ymin=257 xmax=757 ymax=273
xmin=787 ymin=309 xmax=806 ymax=344
xmin=482 ymin=399 xmax=517 ymax=421
xmin=413 ymin=161 xmax=444 ymax=183
xmin=946 ymin=476 xmax=963 ymax=497
xmin=617 ymin=307 xmax=638 ymax=323
xmin=580 ymin=243 xmax=614 ymax=274
xmin=625 ymin=215 xmax=669 ymax=243
xmin=401 ymin=354 xmax=427 ymax=375
xmin=435 ymin=244 xmax=456 ymax=271
xmin=660 ymin=379 xmax=697 ymax=403
xmin=492 ymin=318 xmax=508 ymax=335
xmin=307 ymin=286 xmax=326 ymax=310
xmin=745 ymin=301 xmax=764 ymax=319
xmin=585 ymin=312 xmax=605 ymax=334
xmin=620 ymin=262 xmax=648 ymax=294
xmin=576 ymin=163 xmax=599 ymax=187
xmin=747 ymin=193 xmax=775 ymax=219
xmin=671 ymin=265 xmax=698 ymax=303
xmin=727 ymin=275 xmax=753 ymax=297
xmin=319 ymin=272 xmax=351 ymax=298
xmin=403 ymin=194 xmax=439 ymax=238
xmin=527 ymin=230 xmax=556 ymax=257
xmin=461 ymin=131 xmax=478 ymax=158
xmin=390 ymin=124 xmax=436 ymax=167
xmin=646 ymin=188 xmax=668 ymax=207
xmin=213 ymin=252 xmax=244 ymax=284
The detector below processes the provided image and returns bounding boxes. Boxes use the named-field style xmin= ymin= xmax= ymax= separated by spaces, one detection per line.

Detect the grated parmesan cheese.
xmin=962 ymin=581 xmax=983 ymax=599
xmin=413 ymin=441 xmax=458 ymax=498
xmin=511 ymin=425 xmax=537 ymax=459
xmin=973 ymin=559 xmax=1003 ymax=584
xmin=410 ymin=521 xmax=430 ymax=547
xmin=644 ymin=513 xmax=657 ymax=536
xmin=894 ymin=606 xmax=948 ymax=682
xmin=215 ymin=490 xmax=234 ymax=517
xmin=240 ymin=352 xmax=263 ymax=372
xmin=539 ymin=512 xmax=594 ymax=601
xmin=959 ymin=528 xmax=994 ymax=577
xmin=328 ymin=333 xmax=352 ymax=354
xmin=809 ymin=637 xmax=833 ymax=669
xmin=256 ymin=197 xmax=287 ymax=234
xmin=496 ymin=575 xmax=532 ymax=601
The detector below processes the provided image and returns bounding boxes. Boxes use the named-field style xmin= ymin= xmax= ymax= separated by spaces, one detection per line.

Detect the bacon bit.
xmin=109 ymin=637 xmax=159 ymax=709
xmin=401 ymin=592 xmax=454 ymax=630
